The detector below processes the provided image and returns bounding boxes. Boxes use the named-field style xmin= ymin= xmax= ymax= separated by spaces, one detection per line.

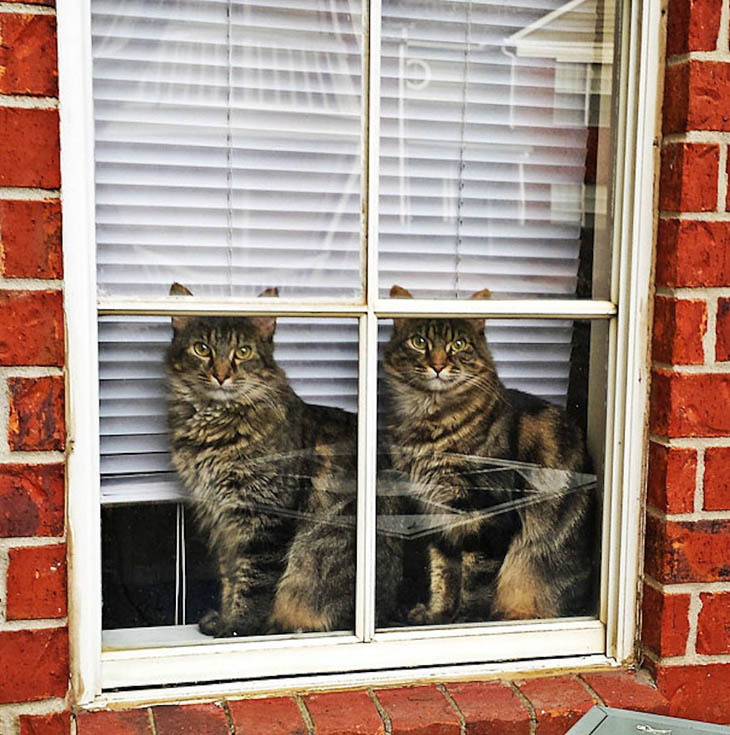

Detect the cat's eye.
xmin=409 ymin=335 xmax=428 ymax=351
xmin=235 ymin=345 xmax=253 ymax=360
xmin=451 ymin=338 xmax=467 ymax=351
xmin=192 ymin=342 xmax=211 ymax=357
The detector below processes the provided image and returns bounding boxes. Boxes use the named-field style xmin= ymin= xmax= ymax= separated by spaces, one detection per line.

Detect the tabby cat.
xmin=165 ymin=283 xmax=401 ymax=636
xmin=383 ymin=285 xmax=594 ymax=624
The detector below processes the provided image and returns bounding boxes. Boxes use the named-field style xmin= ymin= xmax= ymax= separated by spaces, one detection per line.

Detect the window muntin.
xmin=86 ymin=0 xmax=626 ymax=682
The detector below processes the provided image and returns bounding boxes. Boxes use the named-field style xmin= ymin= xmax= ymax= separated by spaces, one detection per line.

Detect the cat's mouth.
xmin=423 ymin=373 xmax=456 ymax=391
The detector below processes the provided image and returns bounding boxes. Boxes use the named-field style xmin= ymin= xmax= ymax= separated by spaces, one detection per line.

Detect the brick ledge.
xmin=70 ymin=667 xmax=730 ymax=735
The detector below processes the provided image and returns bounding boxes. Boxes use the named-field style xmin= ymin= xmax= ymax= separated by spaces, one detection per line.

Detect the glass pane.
xmin=378 ymin=0 xmax=616 ymax=299
xmin=376 ymin=316 xmax=607 ymax=629
xmin=92 ymin=0 xmax=364 ymax=300
xmin=99 ymin=314 xmax=360 ymax=639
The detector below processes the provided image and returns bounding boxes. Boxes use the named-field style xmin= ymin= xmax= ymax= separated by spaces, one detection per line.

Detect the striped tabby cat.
xmin=165 ymin=283 xmax=401 ymax=636
xmin=383 ymin=285 xmax=594 ymax=624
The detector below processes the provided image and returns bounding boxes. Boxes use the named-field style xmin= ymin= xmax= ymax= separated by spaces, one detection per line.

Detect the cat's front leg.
xmin=407 ymin=542 xmax=461 ymax=625
xmin=200 ymin=556 xmax=278 ymax=638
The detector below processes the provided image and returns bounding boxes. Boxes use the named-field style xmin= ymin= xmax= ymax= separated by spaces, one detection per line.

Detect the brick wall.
xmin=0 ymin=1 xmax=70 ymax=734
xmin=642 ymin=0 xmax=730 ymax=723
xmin=0 ymin=0 xmax=729 ymax=732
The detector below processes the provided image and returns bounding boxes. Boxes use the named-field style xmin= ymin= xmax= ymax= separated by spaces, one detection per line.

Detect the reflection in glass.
xmin=100 ymin=314 xmax=361 ymax=636
xmin=378 ymin=0 xmax=616 ymax=299
xmin=92 ymin=0 xmax=363 ymax=299
xmin=377 ymin=314 xmax=605 ymax=628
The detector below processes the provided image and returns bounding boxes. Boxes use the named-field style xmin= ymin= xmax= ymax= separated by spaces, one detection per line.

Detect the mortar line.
xmin=221 ymin=701 xmax=235 ymax=735
xmin=0 ymin=188 xmax=60 ymax=200
xmin=437 ymin=682 xmax=466 ymax=735
xmin=0 ymin=2 xmax=55 ymax=14
xmin=294 ymin=695 xmax=315 ymax=735
xmin=718 ymin=144 xmax=728 ymax=212
xmin=148 ymin=708 xmax=158 ymax=735
xmin=0 ymin=95 xmax=58 ymax=109
xmin=368 ymin=688 xmax=392 ymax=735
xmin=695 ymin=447 xmax=706 ymax=513
xmin=509 ymin=682 xmax=537 ymax=735
xmin=685 ymin=591 xmax=702 ymax=658
xmin=719 ymin=0 xmax=730 ymax=52
xmin=575 ymin=674 xmax=605 ymax=706
xmin=703 ymin=295 xmax=718 ymax=364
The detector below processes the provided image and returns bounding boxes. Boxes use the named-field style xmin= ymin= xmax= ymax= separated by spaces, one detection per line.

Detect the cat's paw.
xmin=407 ymin=603 xmax=454 ymax=625
xmin=407 ymin=603 xmax=431 ymax=625
xmin=198 ymin=609 xmax=222 ymax=636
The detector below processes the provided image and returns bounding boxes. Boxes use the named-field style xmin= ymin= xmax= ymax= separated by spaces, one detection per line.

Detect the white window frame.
xmin=58 ymin=0 xmax=661 ymax=706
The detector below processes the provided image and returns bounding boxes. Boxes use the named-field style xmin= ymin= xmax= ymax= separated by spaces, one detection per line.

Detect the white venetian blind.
xmin=92 ymin=0 xmax=364 ymax=299
xmin=378 ymin=0 xmax=613 ymax=298
xmin=93 ymin=0 xmax=614 ymax=505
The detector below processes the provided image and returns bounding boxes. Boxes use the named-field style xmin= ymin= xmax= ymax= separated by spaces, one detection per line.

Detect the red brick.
xmin=0 ymin=199 xmax=62 ymax=279
xmin=305 ymin=691 xmax=384 ymax=735
xmin=445 ymin=681 xmax=530 ymax=735
xmin=650 ymin=369 xmax=730 ymax=437
xmin=0 ymin=109 xmax=59 ymax=188
xmin=0 ymin=15 xmax=57 ymax=96
xmin=666 ymin=0 xmax=722 ymax=55
xmin=580 ymin=670 xmax=669 ymax=714
xmin=697 ymin=592 xmax=730 ymax=654
xmin=8 ymin=376 xmax=65 ymax=451
xmin=375 ymin=686 xmax=460 ymax=735
xmin=516 ymin=676 xmax=595 ymax=735
xmin=664 ymin=62 xmax=730 ymax=133
xmin=6 ymin=543 xmax=67 ymax=619
xmin=76 ymin=710 xmax=152 ymax=735
xmin=19 ymin=711 xmax=70 ymax=735
xmin=655 ymin=664 xmax=730 ymax=723
xmin=652 ymin=296 xmax=706 ymax=365
xmin=0 ymin=291 xmax=63 ymax=366
xmin=717 ymin=298 xmax=730 ymax=361
xmin=152 ymin=703 xmax=228 ymax=735
xmin=641 ymin=584 xmax=691 ymax=656
xmin=228 ymin=697 xmax=307 ymax=735
xmin=704 ymin=446 xmax=730 ymax=510
xmin=0 ymin=628 xmax=68 ymax=704
xmin=663 ymin=63 xmax=690 ymax=135
xmin=656 ymin=219 xmax=730 ymax=287
xmin=647 ymin=442 xmax=696 ymax=514
xmin=645 ymin=515 xmax=730 ymax=583
xmin=0 ymin=463 xmax=64 ymax=538
xmin=659 ymin=144 xmax=718 ymax=212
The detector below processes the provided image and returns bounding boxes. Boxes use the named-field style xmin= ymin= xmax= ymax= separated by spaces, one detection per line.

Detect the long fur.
xmin=165 ymin=285 xmax=402 ymax=636
xmin=383 ymin=286 xmax=594 ymax=624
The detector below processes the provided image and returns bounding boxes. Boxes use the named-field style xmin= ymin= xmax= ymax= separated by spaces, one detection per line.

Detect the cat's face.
xmin=166 ymin=316 xmax=283 ymax=404
xmin=165 ymin=283 xmax=283 ymax=405
xmin=384 ymin=317 xmax=494 ymax=394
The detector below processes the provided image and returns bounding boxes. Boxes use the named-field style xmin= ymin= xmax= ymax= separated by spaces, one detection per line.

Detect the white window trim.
xmin=58 ymin=0 xmax=661 ymax=706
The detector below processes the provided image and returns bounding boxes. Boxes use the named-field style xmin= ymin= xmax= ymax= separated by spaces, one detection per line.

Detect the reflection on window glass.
xmin=376 ymin=304 xmax=605 ymax=628
xmin=378 ymin=0 xmax=616 ymax=298
xmin=101 ymin=311 xmax=366 ymax=636
xmin=92 ymin=0 xmax=364 ymax=299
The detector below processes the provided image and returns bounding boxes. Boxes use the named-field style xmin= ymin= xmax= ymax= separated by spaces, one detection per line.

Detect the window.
xmin=60 ymin=0 xmax=659 ymax=701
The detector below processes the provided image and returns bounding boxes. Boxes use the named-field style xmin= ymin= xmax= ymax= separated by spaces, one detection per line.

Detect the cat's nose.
xmin=430 ymin=350 xmax=447 ymax=373
xmin=213 ymin=370 xmax=230 ymax=385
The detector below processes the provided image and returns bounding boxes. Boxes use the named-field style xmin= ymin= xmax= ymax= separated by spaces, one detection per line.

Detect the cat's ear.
xmin=390 ymin=284 xmax=413 ymax=330
xmin=390 ymin=285 xmax=413 ymax=299
xmin=467 ymin=288 xmax=491 ymax=333
xmin=169 ymin=282 xmax=193 ymax=332
xmin=251 ymin=287 xmax=279 ymax=341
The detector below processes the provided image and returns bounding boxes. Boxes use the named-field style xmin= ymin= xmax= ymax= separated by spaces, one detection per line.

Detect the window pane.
xmin=378 ymin=0 xmax=616 ymax=299
xmin=92 ymin=0 xmax=364 ymax=300
xmin=376 ymin=317 xmax=607 ymax=629
xmin=99 ymin=314 xmax=360 ymax=639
